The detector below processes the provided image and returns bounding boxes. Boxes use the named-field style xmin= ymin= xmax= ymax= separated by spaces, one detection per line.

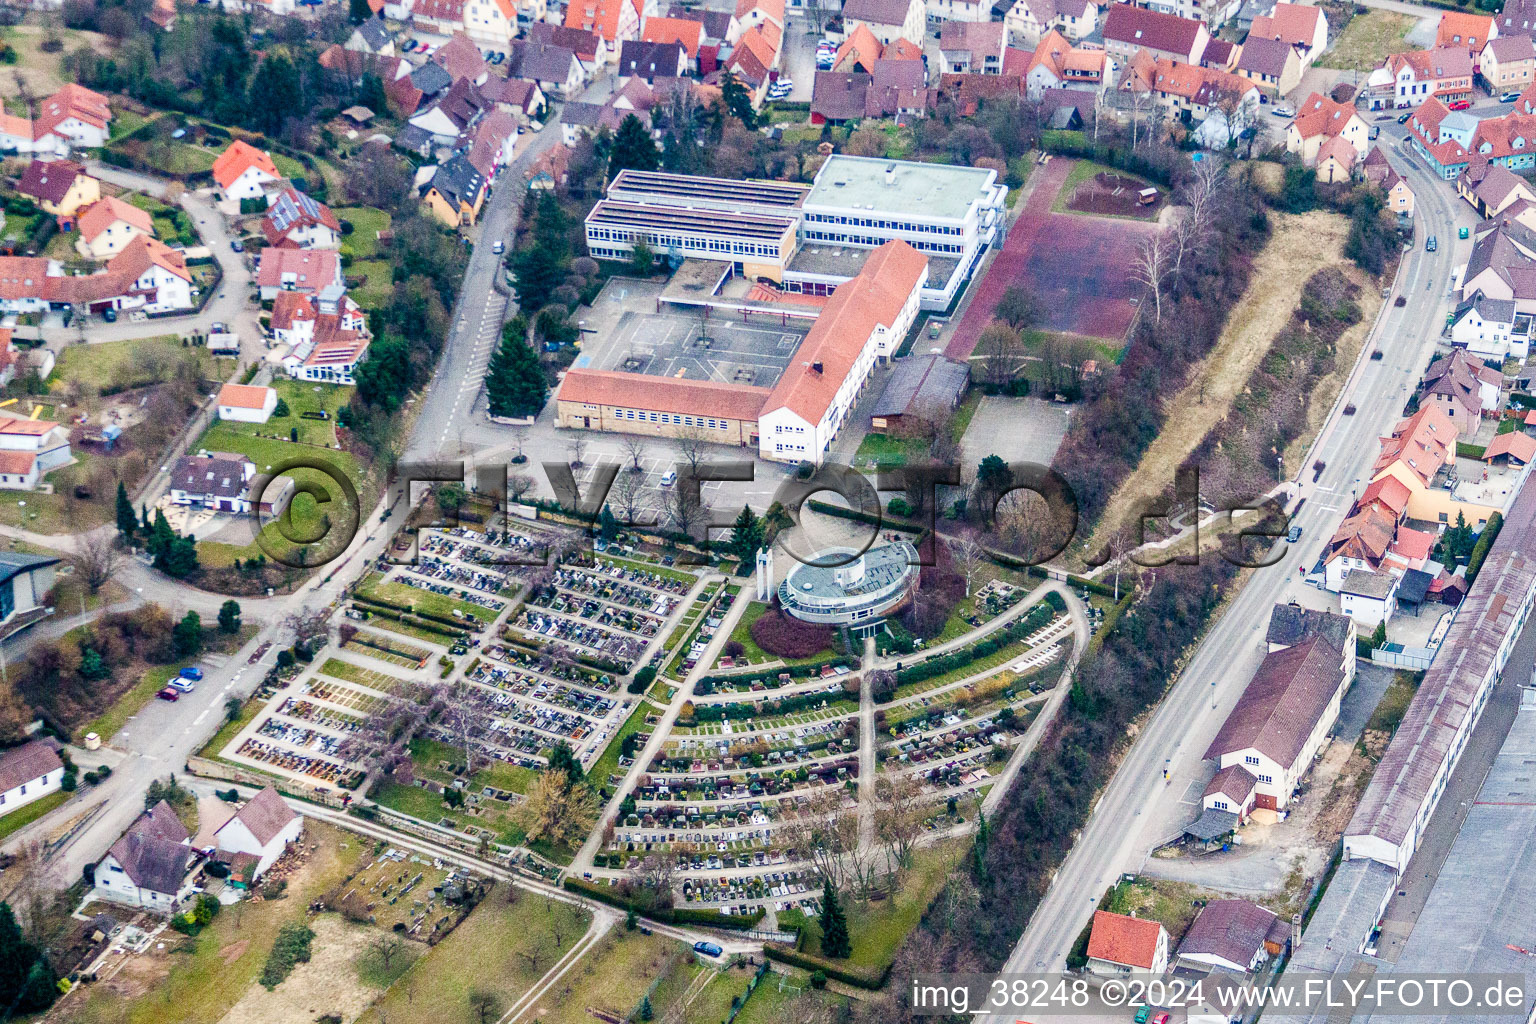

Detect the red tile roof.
xmin=557 ymin=368 xmax=770 ymax=421
xmin=1203 ymin=636 xmax=1347 ymax=769
xmin=1436 ymin=11 xmax=1495 ymax=50
xmin=212 ymin=140 xmax=280 ymax=190
xmin=33 ymin=83 xmax=111 ymax=140
xmin=1292 ymin=91 xmax=1359 ymax=140
xmin=1250 ymin=2 xmax=1323 ymax=48
xmin=218 ymin=384 xmax=275 ymax=410
xmin=1483 ymin=430 xmax=1536 ymax=463
xmin=1375 ymin=406 xmax=1458 ymax=485
xmin=644 ymin=17 xmax=703 ymax=58
xmin=1087 ymin=911 xmax=1164 ymax=969
xmin=1359 ymin=475 xmax=1412 ymax=518
xmin=763 ymin=240 xmax=927 ymax=425
xmin=76 ymin=197 xmax=154 ymax=244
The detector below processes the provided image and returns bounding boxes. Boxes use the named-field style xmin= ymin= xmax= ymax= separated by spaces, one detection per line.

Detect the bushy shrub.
xmin=749 ymin=608 xmax=833 ymax=659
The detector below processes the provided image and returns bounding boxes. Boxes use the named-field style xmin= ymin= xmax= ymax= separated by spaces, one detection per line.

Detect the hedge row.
xmin=1466 ymin=511 xmax=1504 ymax=584
xmin=762 ymin=943 xmax=889 ymax=989
xmin=684 ymin=687 xmax=849 ymax=725
xmin=352 ymin=604 xmax=469 ymax=642
xmin=1023 ymin=564 xmax=1122 ymax=597
xmin=561 ymin=877 xmax=765 ymax=930
xmin=894 ymin=600 xmax=1060 ymax=687
xmin=699 ymin=658 xmax=856 ymax=688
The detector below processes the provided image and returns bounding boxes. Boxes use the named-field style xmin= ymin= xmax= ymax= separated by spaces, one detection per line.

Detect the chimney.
xmin=884 ymin=162 xmax=896 ymax=185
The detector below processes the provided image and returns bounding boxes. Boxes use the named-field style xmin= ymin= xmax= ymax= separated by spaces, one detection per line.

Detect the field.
xmin=517 ymin=926 xmax=685 ymax=1024
xmin=348 ymin=259 xmax=395 ymax=311
xmin=1079 ymin=210 xmax=1367 ymax=557
xmin=65 ymin=821 xmax=366 ymax=1024
xmin=0 ymin=24 xmax=114 ymax=98
xmin=1319 ymin=10 xmax=1417 ymax=72
xmin=355 ymin=887 xmax=593 ymax=1024
xmin=946 ymin=158 xmax=1159 ymax=356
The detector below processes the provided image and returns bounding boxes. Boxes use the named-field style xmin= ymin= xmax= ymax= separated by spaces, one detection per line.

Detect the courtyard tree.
xmin=484 ymin=332 xmax=548 ymax=419
xmin=115 ymin=482 xmax=137 ymax=542
xmin=729 ymin=504 xmax=764 ymax=561
xmin=172 ymin=611 xmax=202 ymax=659
xmin=609 ymin=113 xmax=661 ymax=180
xmin=218 ymin=600 xmax=242 ymax=634
xmin=992 ymin=284 xmax=1039 ymax=332
xmin=71 ymin=529 xmax=124 ymax=595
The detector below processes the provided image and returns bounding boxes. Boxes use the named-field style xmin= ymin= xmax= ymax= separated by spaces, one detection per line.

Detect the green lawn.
xmin=197 ymin=695 xmax=264 ymax=760
xmin=358 ymin=572 xmax=501 ymax=624
xmin=1319 ymin=10 xmax=1415 ymax=72
xmin=336 ymin=207 xmax=392 ymax=261
xmin=356 ymin=887 xmax=593 ymax=1024
xmin=597 ymin=554 xmax=698 ymax=587
xmin=318 ymin=657 xmax=407 ymax=693
xmin=0 ymin=789 xmax=71 ymax=842
xmin=49 ymin=336 xmax=229 ymax=394
xmin=525 ymin=928 xmax=685 ymax=1024
xmin=1052 ymin=159 xmax=1121 ymax=213
xmin=733 ymin=970 xmax=841 ymax=1024
xmin=587 ymin=703 xmax=651 ymax=788
xmin=348 ymin=258 xmax=394 ymax=311
xmin=723 ymin=601 xmax=835 ymax=669
xmin=272 ymin=152 xmax=307 ymax=181
xmin=409 ymin=737 xmax=537 ymax=795
xmin=789 ymin=841 xmax=963 ymax=969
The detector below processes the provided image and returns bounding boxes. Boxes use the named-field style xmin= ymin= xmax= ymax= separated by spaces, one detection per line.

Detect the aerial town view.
xmin=0 ymin=0 xmax=1535 ymax=1021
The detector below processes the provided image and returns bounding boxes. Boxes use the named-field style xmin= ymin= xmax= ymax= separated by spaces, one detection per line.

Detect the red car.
xmin=1448 ymin=99 xmax=1472 ymax=111
xmin=1152 ymin=1013 xmax=1171 ymax=1024
xmin=156 ymin=687 xmax=180 ymax=702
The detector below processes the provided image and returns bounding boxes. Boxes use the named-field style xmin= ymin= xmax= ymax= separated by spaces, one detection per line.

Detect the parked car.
xmin=1449 ymin=99 xmax=1472 ymax=111
xmin=1369 ymin=125 xmax=1380 ymax=139
xmin=156 ymin=687 xmax=180 ymax=701
xmin=1152 ymin=1014 xmax=1170 ymax=1024
xmin=179 ymin=666 xmax=204 ymax=681
xmin=1134 ymin=1008 xmax=1151 ymax=1024
xmin=1426 ymin=235 xmax=1438 ymax=252
xmin=492 ymin=240 xmax=505 ymax=254
xmin=231 ymin=239 xmax=243 ymax=252
xmin=1502 ymin=90 xmax=1522 ymax=102
xmin=1287 ymin=524 xmax=1302 ymax=543
xmin=1271 ymin=105 xmax=1294 ymax=117
xmin=171 ymin=678 xmax=196 ymax=693
xmin=693 ymin=942 xmax=723 ymax=957
xmin=1397 ymin=111 xmax=1413 ymax=123
xmin=660 ymin=469 xmax=677 ymax=488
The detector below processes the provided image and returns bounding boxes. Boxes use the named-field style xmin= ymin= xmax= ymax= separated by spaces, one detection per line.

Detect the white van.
xmin=660 ymin=470 xmax=677 ymax=488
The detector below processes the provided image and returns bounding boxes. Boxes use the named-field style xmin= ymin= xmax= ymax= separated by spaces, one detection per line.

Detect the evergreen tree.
xmin=353 ymin=335 xmax=414 ymax=412
xmin=484 ymin=332 xmax=548 ymax=418
xmin=631 ymin=237 xmax=655 ymax=274
xmin=357 ymin=72 xmax=389 ymax=118
xmin=818 ymin=879 xmax=850 ymax=959
xmin=0 ymin=902 xmax=58 ymax=1015
xmin=607 ymin=113 xmax=661 ymax=180
xmin=639 ymin=996 xmax=654 ymax=1021
xmin=116 ymin=481 xmax=137 ymax=541
xmin=79 ymin=647 xmax=108 ymax=681
xmin=507 ymin=241 xmax=567 ymax=309
xmin=720 ymin=72 xmax=757 ymax=128
xmin=219 ymin=600 xmax=243 ymax=634
xmin=348 ymin=0 xmax=373 ymax=21
xmin=598 ymin=505 xmax=620 ymax=542
xmin=162 ymin=537 xmax=200 ymax=579
xmin=248 ymin=54 xmax=303 ymax=137
xmin=548 ymin=740 xmax=583 ymax=784
xmin=729 ymin=505 xmax=763 ymax=561
xmin=146 ymin=509 xmax=175 ymax=560
xmin=173 ymin=611 xmax=203 ymax=659
xmin=971 ymin=809 xmax=991 ymax=886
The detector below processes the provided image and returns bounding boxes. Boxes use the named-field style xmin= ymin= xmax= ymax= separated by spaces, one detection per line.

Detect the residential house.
xmin=411 ymin=0 xmax=468 ymax=37
xmin=841 ymin=0 xmax=927 ymax=46
xmin=255 ymin=248 xmax=344 ymax=301
xmin=1025 ymin=29 xmax=1108 ymax=97
xmin=560 ymin=99 xmax=626 ymax=144
xmin=462 ymin=109 xmax=519 ymax=179
xmin=1248 ymin=3 xmax=1327 ymax=66
xmin=345 ymin=17 xmax=396 ymax=55
xmin=63 ymin=235 xmax=193 ymax=315
xmin=939 ymin=20 xmax=1006 ymax=74
xmin=424 ymin=154 xmax=488 ymax=228
xmin=1499 ymin=0 xmax=1536 ymax=36
xmin=1235 ymin=35 xmax=1302 ymax=97
xmin=618 ymin=39 xmax=688 ymax=80
xmin=506 ymin=40 xmax=588 ymax=97
xmin=1405 ymin=96 xmax=1476 ymax=178
xmin=217 ymin=384 xmax=278 ymax=424
xmin=1266 ymin=603 xmax=1357 ymax=654
xmin=832 ymin=23 xmax=883 ymax=71
xmin=925 ymin=0 xmax=987 ymax=25
xmin=433 ymin=33 xmax=492 ymax=85
xmin=283 ymin=313 xmax=372 ymax=386
xmin=213 ymin=787 xmax=302 ymax=880
xmin=1459 ymin=161 xmax=1536 ymax=216
xmin=461 ymin=0 xmax=519 ymax=46
xmin=530 ymin=22 xmax=611 ymax=66
xmin=1340 ymin=569 xmax=1400 ymax=628
xmin=1204 ymin=635 xmax=1354 ymax=810
xmin=0 ymin=740 xmax=63 ymax=816
xmin=1102 ymin=5 xmax=1209 ymax=65
xmin=1133 ymin=57 xmax=1259 ymax=126
xmin=481 ymin=76 xmax=547 ymax=122
xmin=1200 ymin=38 xmax=1239 ymax=71
xmin=1002 ymin=0 xmax=1098 ymax=46
xmin=0 ymin=257 xmax=60 ymax=315
xmin=1372 ymin=47 xmax=1474 ymax=110
xmin=734 ymin=0 xmax=783 ymax=36
xmin=1480 ymin=33 xmax=1535 ymax=94
xmin=0 ymin=113 xmax=31 ymax=154
xmin=811 ymin=60 xmax=928 ymax=122
xmin=33 ymin=84 xmax=113 ymax=151
xmin=1449 ymin=292 xmax=1525 ymax=360
xmin=727 ymin=22 xmax=784 ymax=105
xmin=408 ymin=77 xmax=491 ymax=146
xmin=1086 ymin=911 xmax=1170 ymax=976
xmin=93 ymin=802 xmax=198 ymax=912
xmin=169 ymin=452 xmax=257 ymax=513
xmin=1460 ymin=220 xmax=1536 ymax=302
xmin=17 ymin=159 xmax=99 ymax=220
xmin=1370 ymin=405 xmax=1508 ymax=527
xmin=527 ymin=143 xmax=570 ymax=190
xmin=1436 ymin=10 xmax=1497 ymax=68
xmin=563 ymin=0 xmax=648 ymax=51
xmin=1323 ymin=501 xmax=1398 ymax=592
xmin=269 ymin=289 xmax=368 ymax=349
xmin=1420 ymin=348 xmax=1501 ymax=422
xmin=1202 ymin=763 xmax=1258 ymax=822
xmin=73 ymin=197 xmax=154 ymax=260
xmin=642 ymin=16 xmax=702 ymax=68
xmin=261 ymin=188 xmax=342 ymax=250
xmin=1177 ymin=900 xmax=1286 ymax=974
xmin=1361 ymin=146 xmax=1416 ymax=217
xmin=212 ymin=141 xmax=281 ymax=201
xmin=1287 ymin=92 xmax=1369 ymax=166
xmin=1482 ymin=430 xmax=1536 ymax=467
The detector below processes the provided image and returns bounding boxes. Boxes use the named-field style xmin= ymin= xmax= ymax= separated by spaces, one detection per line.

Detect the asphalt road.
xmin=982 ymin=147 xmax=1475 ymax=986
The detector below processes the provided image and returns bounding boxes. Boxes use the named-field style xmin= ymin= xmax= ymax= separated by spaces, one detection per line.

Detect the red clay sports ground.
xmin=945 ymin=158 xmax=1162 ymax=361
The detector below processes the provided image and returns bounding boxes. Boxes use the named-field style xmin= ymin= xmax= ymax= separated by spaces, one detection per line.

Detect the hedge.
xmin=762 ymin=943 xmax=890 ymax=989
xmin=352 ymin=604 xmax=470 ymax=641
xmin=352 ymin=591 xmax=485 ymax=630
xmin=1456 ymin=441 xmax=1487 ymax=460
xmin=894 ymin=601 xmax=1060 ymax=687
xmin=699 ymin=658 xmax=857 ymax=688
xmin=1466 ymin=511 xmax=1504 ymax=584
xmin=1023 ymin=564 xmax=1122 ymax=597
xmin=561 ymin=877 xmax=766 ymax=931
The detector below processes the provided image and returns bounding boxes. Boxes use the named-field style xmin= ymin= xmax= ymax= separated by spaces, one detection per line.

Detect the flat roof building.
xmin=777 ymin=540 xmax=919 ymax=627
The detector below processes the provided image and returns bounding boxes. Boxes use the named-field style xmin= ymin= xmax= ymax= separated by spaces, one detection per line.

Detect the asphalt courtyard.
xmin=579 ymin=309 xmax=808 ymax=390
xmin=946 ymin=157 xmax=1162 ymax=359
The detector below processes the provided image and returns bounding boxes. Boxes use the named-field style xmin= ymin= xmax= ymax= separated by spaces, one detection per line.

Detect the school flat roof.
xmin=587 ymin=200 xmax=797 ymax=242
xmin=607 ymin=169 xmax=811 ymax=211
xmin=805 ymin=155 xmax=999 ymax=222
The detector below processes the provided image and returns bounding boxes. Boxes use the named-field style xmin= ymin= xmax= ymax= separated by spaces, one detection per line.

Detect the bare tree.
xmin=438 ymin=681 xmax=486 ymax=776
xmin=282 ymin=606 xmax=332 ymax=654
xmin=610 ymin=470 xmax=646 ymax=525
xmin=1171 ymin=155 xmax=1228 ymax=284
xmin=566 ymin=437 xmax=589 ymax=468
xmin=370 ymin=934 xmax=406 ymax=973
xmin=509 ymin=426 xmax=528 ymax=462
xmin=659 ymin=483 xmax=705 ymax=539
xmin=508 ymin=473 xmax=536 ymax=504
xmin=70 ymin=530 xmax=124 ymax=594
xmin=513 ymin=937 xmax=553 ymax=972
xmin=670 ymin=422 xmax=711 ymax=476
xmin=951 ymin=534 xmax=987 ymax=597
xmin=468 ymin=990 xmax=503 ymax=1024
xmin=977 ymin=321 xmax=1025 ymax=391
xmin=1131 ymin=232 xmax=1170 ymax=325
xmin=873 ymin=774 xmax=926 ymax=876
xmin=618 ymin=434 xmax=648 ymax=473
